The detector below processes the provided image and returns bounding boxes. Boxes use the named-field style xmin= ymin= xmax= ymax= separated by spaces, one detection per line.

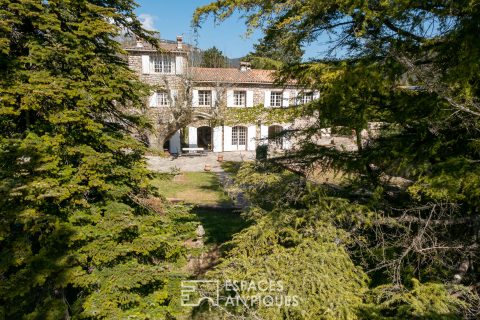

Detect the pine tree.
xmin=0 ymin=1 xmax=187 ymax=318
xmin=194 ymin=1 xmax=480 ymax=318
xmin=200 ymin=46 xmax=229 ymax=68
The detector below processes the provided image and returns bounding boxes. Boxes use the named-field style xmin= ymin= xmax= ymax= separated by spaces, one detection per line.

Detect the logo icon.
xmin=181 ymin=280 xmax=220 ymax=307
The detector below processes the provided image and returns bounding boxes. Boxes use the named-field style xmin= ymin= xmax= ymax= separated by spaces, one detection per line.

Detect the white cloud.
xmin=138 ymin=13 xmax=156 ymax=31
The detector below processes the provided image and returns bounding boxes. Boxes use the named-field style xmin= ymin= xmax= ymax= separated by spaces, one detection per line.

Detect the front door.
xmin=232 ymin=126 xmax=247 ymax=151
xmin=197 ymin=126 xmax=212 ymax=150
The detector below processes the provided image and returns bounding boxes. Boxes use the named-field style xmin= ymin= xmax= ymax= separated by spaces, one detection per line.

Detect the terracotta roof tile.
xmin=191 ymin=67 xmax=277 ymax=84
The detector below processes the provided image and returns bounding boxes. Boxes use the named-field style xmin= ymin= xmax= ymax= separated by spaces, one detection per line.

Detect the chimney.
xmin=240 ymin=61 xmax=251 ymax=71
xmin=176 ymin=35 xmax=183 ymax=50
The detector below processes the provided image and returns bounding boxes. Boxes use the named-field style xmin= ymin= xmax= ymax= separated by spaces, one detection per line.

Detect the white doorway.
xmin=231 ymin=126 xmax=247 ymax=151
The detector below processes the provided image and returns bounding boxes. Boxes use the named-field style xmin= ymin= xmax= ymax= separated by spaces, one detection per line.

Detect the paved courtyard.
xmin=146 ymin=136 xmax=357 ymax=173
xmin=146 ymin=151 xmax=256 ymax=172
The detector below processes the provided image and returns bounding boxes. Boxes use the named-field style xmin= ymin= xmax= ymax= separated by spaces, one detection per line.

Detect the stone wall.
xmin=126 ymin=49 xmax=307 ymax=152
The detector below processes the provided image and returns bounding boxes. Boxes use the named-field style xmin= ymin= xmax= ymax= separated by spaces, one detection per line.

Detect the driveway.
xmin=146 ymin=151 xmax=255 ymax=172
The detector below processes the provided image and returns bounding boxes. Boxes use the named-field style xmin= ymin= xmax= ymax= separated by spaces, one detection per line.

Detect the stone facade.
xmin=125 ymin=38 xmax=318 ymax=154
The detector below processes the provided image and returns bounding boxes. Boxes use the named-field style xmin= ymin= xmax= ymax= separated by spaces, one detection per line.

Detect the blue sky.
xmin=135 ymin=0 xmax=262 ymax=59
xmin=134 ymin=1 xmax=339 ymax=60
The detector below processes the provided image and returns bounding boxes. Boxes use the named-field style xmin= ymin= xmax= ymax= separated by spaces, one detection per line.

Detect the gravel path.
xmin=146 ymin=151 xmax=255 ymax=173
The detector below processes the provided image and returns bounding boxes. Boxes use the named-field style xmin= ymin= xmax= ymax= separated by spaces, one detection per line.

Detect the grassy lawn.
xmin=151 ymin=172 xmax=233 ymax=207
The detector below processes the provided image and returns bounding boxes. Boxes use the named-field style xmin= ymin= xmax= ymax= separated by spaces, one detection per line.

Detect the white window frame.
xmin=156 ymin=91 xmax=170 ymax=107
xmin=270 ymin=92 xmax=282 ymax=107
xmin=233 ymin=91 xmax=246 ymax=107
xmin=152 ymin=55 xmax=173 ymax=74
xmin=198 ymin=90 xmax=212 ymax=107
xmin=232 ymin=126 xmax=247 ymax=150
xmin=297 ymin=92 xmax=314 ymax=105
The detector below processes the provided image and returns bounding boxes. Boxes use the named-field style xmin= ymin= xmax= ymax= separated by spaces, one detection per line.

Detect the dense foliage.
xmin=194 ymin=0 xmax=480 ymax=318
xmin=242 ymin=34 xmax=303 ymax=70
xmin=0 ymin=1 xmax=194 ymax=318
xmin=199 ymin=46 xmax=229 ymax=68
xmin=193 ymin=163 xmax=471 ymax=319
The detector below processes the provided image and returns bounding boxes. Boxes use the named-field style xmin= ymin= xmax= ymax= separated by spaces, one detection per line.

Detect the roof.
xmin=190 ymin=67 xmax=278 ymax=84
xmin=124 ymin=40 xmax=192 ymax=53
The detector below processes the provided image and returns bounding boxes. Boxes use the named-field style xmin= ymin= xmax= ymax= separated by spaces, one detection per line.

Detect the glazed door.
xmin=231 ymin=126 xmax=247 ymax=151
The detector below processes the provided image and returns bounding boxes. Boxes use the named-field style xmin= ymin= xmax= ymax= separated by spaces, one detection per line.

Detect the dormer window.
xmin=152 ymin=55 xmax=172 ymax=74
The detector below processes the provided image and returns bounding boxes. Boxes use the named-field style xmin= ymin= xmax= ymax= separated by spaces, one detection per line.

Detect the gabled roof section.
xmin=191 ymin=67 xmax=278 ymax=84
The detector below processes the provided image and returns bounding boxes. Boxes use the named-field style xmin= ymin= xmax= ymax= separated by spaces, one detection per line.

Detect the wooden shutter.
xmin=223 ymin=126 xmax=232 ymax=151
xmin=188 ymin=127 xmax=197 ymax=147
xmin=142 ymin=55 xmax=150 ymax=74
xmin=246 ymin=90 xmax=254 ymax=107
xmin=283 ymin=91 xmax=290 ymax=107
xmin=175 ymin=56 xmax=184 ymax=74
xmin=264 ymin=91 xmax=271 ymax=107
xmin=192 ymin=90 xmax=199 ymax=107
xmin=171 ymin=89 xmax=178 ymax=105
xmin=226 ymin=90 xmax=234 ymax=107
xmin=213 ymin=126 xmax=222 ymax=152
xmin=149 ymin=91 xmax=157 ymax=107
xmin=211 ymin=90 xmax=217 ymax=107
xmin=247 ymin=125 xmax=256 ymax=151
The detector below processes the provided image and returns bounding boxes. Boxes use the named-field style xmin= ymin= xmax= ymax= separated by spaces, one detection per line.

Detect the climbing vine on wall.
xmin=223 ymin=104 xmax=303 ymax=126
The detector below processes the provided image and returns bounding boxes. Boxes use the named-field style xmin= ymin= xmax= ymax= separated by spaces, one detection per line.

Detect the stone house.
xmin=125 ymin=37 xmax=319 ymax=154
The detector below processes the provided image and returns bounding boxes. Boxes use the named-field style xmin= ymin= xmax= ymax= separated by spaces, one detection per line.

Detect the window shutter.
xmin=223 ymin=126 xmax=232 ymax=151
xmin=170 ymin=90 xmax=178 ymax=106
xmin=283 ymin=91 xmax=290 ymax=107
xmin=142 ymin=55 xmax=150 ymax=74
xmin=149 ymin=91 xmax=157 ymax=107
xmin=192 ymin=90 xmax=199 ymax=107
xmin=169 ymin=55 xmax=175 ymax=74
xmin=264 ymin=91 xmax=271 ymax=107
xmin=175 ymin=56 xmax=184 ymax=74
xmin=292 ymin=90 xmax=299 ymax=106
xmin=247 ymin=125 xmax=256 ymax=151
xmin=188 ymin=127 xmax=197 ymax=148
xmin=246 ymin=90 xmax=254 ymax=107
xmin=211 ymin=90 xmax=217 ymax=107
xmin=213 ymin=126 xmax=222 ymax=152
xmin=226 ymin=90 xmax=234 ymax=107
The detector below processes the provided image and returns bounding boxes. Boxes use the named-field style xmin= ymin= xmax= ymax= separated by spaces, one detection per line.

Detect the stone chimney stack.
xmin=176 ymin=36 xmax=183 ymax=50
xmin=240 ymin=61 xmax=251 ymax=71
